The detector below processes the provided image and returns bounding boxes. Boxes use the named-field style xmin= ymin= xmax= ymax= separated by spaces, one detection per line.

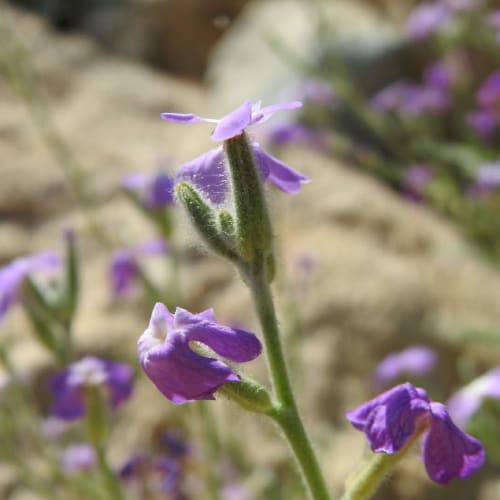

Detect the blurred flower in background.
xmin=49 ymin=356 xmax=134 ymax=420
xmin=373 ymin=346 xmax=438 ymax=388
xmin=60 ymin=443 xmax=97 ymax=473
xmin=0 ymin=252 xmax=61 ymax=323
xmin=109 ymin=239 xmax=168 ymax=298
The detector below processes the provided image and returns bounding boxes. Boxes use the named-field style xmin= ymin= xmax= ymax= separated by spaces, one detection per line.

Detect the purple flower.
xmin=371 ymin=82 xmax=449 ymax=116
xmin=346 ymin=383 xmax=485 ymax=484
xmin=373 ymin=346 xmax=438 ymax=388
xmin=467 ymin=109 xmax=500 ymax=141
xmin=61 ymin=443 xmax=96 ymax=473
xmin=402 ymin=165 xmax=434 ymax=202
xmin=49 ymin=356 xmax=134 ymax=420
xmin=161 ymin=100 xmax=302 ymax=142
xmin=404 ymin=2 xmax=451 ymax=41
xmin=138 ymin=303 xmax=262 ymax=404
xmin=119 ymin=453 xmax=148 ymax=480
xmin=161 ymin=101 xmax=310 ymax=201
xmin=122 ymin=172 xmax=175 ymax=209
xmin=110 ymin=239 xmax=168 ymax=298
xmin=447 ymin=368 xmax=500 ymax=427
xmin=0 ymin=252 xmax=61 ymax=323
xmin=477 ymin=71 xmax=500 ymax=109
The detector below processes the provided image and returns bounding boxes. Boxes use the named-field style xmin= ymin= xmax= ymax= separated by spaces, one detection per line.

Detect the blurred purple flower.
xmin=153 ymin=457 xmax=183 ymax=495
xmin=162 ymin=100 xmax=310 ymax=202
xmin=221 ymin=484 xmax=251 ymax=500
xmin=467 ymin=109 xmax=500 ymax=141
xmin=119 ymin=452 xmax=148 ymax=480
xmin=110 ymin=239 xmax=167 ymax=298
xmin=402 ymin=165 xmax=434 ymax=202
xmin=300 ymin=79 xmax=336 ymax=106
xmin=41 ymin=417 xmax=71 ymax=439
xmin=122 ymin=172 xmax=175 ymax=209
xmin=404 ymin=2 xmax=451 ymax=41
xmin=49 ymin=356 xmax=134 ymax=420
xmin=373 ymin=346 xmax=438 ymax=388
xmin=267 ymin=122 xmax=329 ymax=151
xmin=0 ymin=252 xmax=61 ymax=324
xmin=447 ymin=368 xmax=500 ymax=427
xmin=371 ymin=82 xmax=449 ymax=116
xmin=61 ymin=443 xmax=96 ymax=473
xmin=347 ymin=383 xmax=485 ymax=484
xmin=161 ymin=431 xmax=190 ymax=459
xmin=424 ymin=60 xmax=459 ymax=91
xmin=477 ymin=71 xmax=500 ymax=108
xmin=138 ymin=303 xmax=262 ymax=404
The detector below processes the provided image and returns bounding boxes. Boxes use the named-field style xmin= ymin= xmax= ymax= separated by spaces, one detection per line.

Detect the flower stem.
xmin=197 ymin=401 xmax=222 ymax=500
xmin=245 ymin=255 xmax=330 ymax=500
xmin=95 ymin=445 xmax=124 ymax=500
xmin=341 ymin=430 xmax=423 ymax=500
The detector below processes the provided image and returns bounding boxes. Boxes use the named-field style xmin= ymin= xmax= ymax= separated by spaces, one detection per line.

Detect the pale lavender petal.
xmin=405 ymin=2 xmax=451 ymax=41
xmin=252 ymin=101 xmax=303 ymax=125
xmin=447 ymin=367 xmax=500 ymax=426
xmin=211 ymin=101 xmax=253 ymax=141
xmin=136 ymin=239 xmax=169 ymax=256
xmin=61 ymin=443 xmax=96 ymax=473
xmin=374 ymin=346 xmax=437 ymax=387
xmin=252 ymin=144 xmax=310 ymax=194
xmin=174 ymin=308 xmax=262 ymax=362
xmin=160 ymin=113 xmax=215 ymax=124
xmin=175 ymin=147 xmax=228 ymax=204
xmin=0 ymin=251 xmax=62 ymax=323
xmin=103 ymin=360 xmax=135 ymax=408
xmin=423 ymin=402 xmax=485 ymax=484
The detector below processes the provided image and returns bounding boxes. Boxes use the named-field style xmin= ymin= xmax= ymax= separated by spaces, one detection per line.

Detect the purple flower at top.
xmin=49 ymin=356 xmax=134 ymax=420
xmin=161 ymin=100 xmax=310 ymax=202
xmin=161 ymin=100 xmax=302 ymax=142
xmin=0 ymin=252 xmax=61 ymax=324
xmin=447 ymin=368 xmax=500 ymax=427
xmin=110 ymin=239 xmax=167 ymax=298
xmin=346 ymin=383 xmax=485 ymax=484
xmin=402 ymin=165 xmax=434 ymax=202
xmin=404 ymin=2 xmax=451 ymax=42
xmin=138 ymin=303 xmax=262 ymax=404
xmin=122 ymin=172 xmax=175 ymax=209
xmin=373 ymin=346 xmax=438 ymax=388
xmin=61 ymin=443 xmax=96 ymax=473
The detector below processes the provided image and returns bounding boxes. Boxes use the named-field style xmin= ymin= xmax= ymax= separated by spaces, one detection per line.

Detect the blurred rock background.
xmin=1 ymin=0 xmax=500 ymax=498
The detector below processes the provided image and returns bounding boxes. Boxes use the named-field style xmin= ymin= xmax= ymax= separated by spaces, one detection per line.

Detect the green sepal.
xmin=63 ymin=228 xmax=79 ymax=322
xmin=224 ymin=133 xmax=273 ymax=262
xmin=218 ymin=376 xmax=273 ymax=415
xmin=176 ymin=182 xmax=238 ymax=261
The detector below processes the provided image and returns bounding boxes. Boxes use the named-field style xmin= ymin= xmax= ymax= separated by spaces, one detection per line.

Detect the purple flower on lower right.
xmin=346 ymin=383 xmax=485 ymax=484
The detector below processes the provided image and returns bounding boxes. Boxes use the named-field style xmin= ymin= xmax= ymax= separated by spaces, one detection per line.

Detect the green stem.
xmin=198 ymin=401 xmax=221 ymax=500
xmin=341 ymin=429 xmax=424 ymax=500
xmin=245 ymin=256 xmax=330 ymax=500
xmin=95 ymin=445 xmax=124 ymax=500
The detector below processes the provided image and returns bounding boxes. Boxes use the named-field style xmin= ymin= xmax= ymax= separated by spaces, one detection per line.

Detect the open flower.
xmin=138 ymin=303 xmax=262 ymax=404
xmin=110 ymin=239 xmax=168 ymax=298
xmin=161 ymin=100 xmax=309 ymax=202
xmin=346 ymin=383 xmax=485 ymax=484
xmin=404 ymin=2 xmax=451 ymax=41
xmin=49 ymin=357 xmax=134 ymax=420
xmin=373 ymin=346 xmax=437 ymax=388
xmin=0 ymin=252 xmax=61 ymax=324
xmin=447 ymin=368 xmax=500 ymax=427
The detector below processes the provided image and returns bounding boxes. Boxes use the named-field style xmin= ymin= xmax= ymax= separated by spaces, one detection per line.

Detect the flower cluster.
xmin=347 ymin=383 xmax=485 ymax=484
